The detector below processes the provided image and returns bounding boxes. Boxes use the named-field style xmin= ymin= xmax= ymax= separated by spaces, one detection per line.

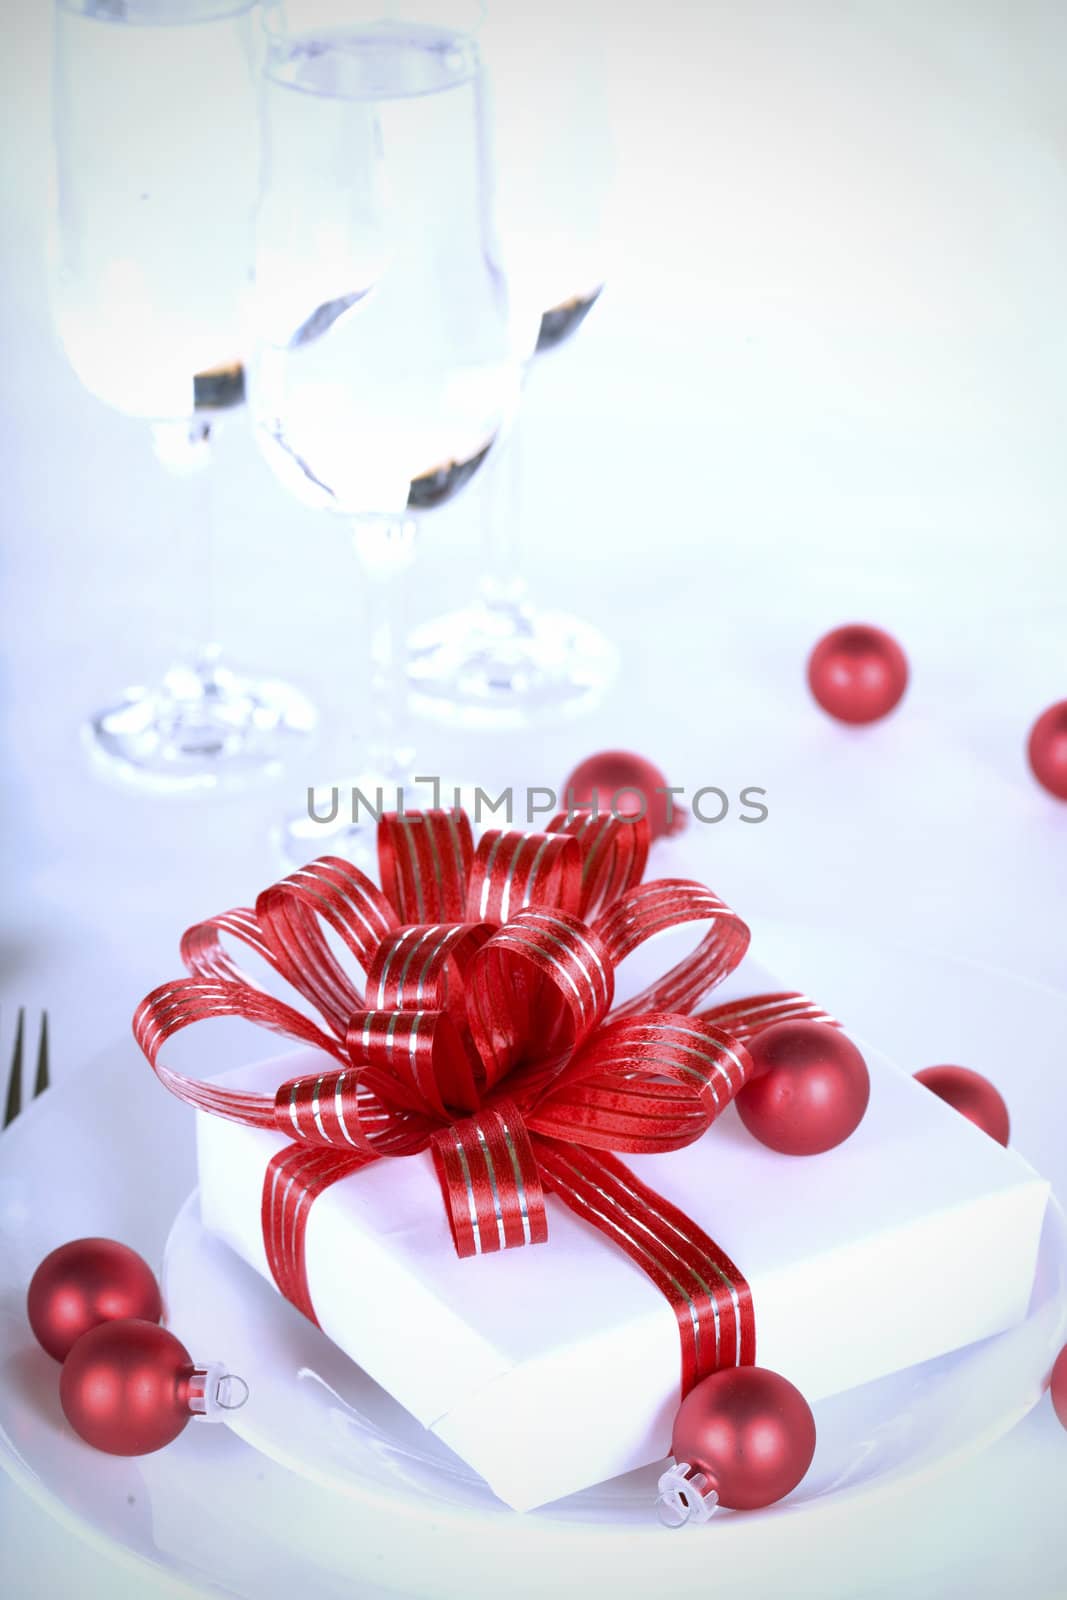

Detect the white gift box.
xmin=196 ymin=954 xmax=1049 ymax=1512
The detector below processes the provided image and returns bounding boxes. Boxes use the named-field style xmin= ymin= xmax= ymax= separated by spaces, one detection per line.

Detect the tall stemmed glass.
xmin=406 ymin=10 xmax=619 ymax=728
xmin=249 ymin=5 xmax=522 ymax=863
xmin=51 ymin=0 xmax=316 ymax=790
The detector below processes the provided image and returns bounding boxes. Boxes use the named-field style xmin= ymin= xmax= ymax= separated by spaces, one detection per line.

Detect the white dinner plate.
xmin=161 ymin=1186 xmax=1067 ymax=1525
xmin=1 ymin=922 xmax=1065 ymax=1600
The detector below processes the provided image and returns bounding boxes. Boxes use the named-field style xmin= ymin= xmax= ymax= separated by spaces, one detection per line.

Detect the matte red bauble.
xmin=913 ymin=1065 xmax=1010 ymax=1146
xmin=657 ymin=1366 xmax=816 ymax=1521
xmin=60 ymin=1320 xmax=196 ymax=1456
xmin=1050 ymin=1344 xmax=1067 ymax=1431
xmin=27 ymin=1238 xmax=162 ymax=1362
xmin=736 ymin=1021 xmax=870 ymax=1155
xmin=807 ymin=624 xmax=908 ymax=724
xmin=1027 ymin=701 xmax=1067 ymax=801
xmin=563 ymin=749 xmax=684 ymax=840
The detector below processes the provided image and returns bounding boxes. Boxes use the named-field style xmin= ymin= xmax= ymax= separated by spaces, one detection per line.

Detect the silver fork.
xmin=3 ymin=1009 xmax=50 ymax=1130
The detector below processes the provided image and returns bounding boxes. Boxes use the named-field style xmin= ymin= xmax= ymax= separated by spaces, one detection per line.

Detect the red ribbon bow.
xmin=134 ymin=809 xmax=830 ymax=1396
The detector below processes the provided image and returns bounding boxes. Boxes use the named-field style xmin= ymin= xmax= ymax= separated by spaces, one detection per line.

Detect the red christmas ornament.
xmin=657 ymin=1366 xmax=816 ymax=1522
xmin=563 ymin=749 xmax=685 ymax=840
xmin=59 ymin=1319 xmax=247 ymax=1456
xmin=807 ymin=624 xmax=908 ymax=725
xmin=736 ymin=1021 xmax=870 ymax=1156
xmin=1027 ymin=701 xmax=1067 ymax=801
xmin=913 ymin=1065 xmax=1010 ymax=1146
xmin=27 ymin=1237 xmax=162 ymax=1362
xmin=1050 ymin=1344 xmax=1067 ymax=1431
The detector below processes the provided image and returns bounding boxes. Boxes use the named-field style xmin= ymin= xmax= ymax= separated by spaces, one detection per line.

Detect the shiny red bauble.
xmin=736 ymin=1021 xmax=870 ymax=1155
xmin=913 ymin=1065 xmax=1010 ymax=1146
xmin=671 ymin=1366 xmax=816 ymax=1510
xmin=807 ymin=624 xmax=909 ymax=725
xmin=562 ymin=749 xmax=684 ymax=840
xmin=1027 ymin=700 xmax=1067 ymax=801
xmin=59 ymin=1319 xmax=196 ymax=1456
xmin=27 ymin=1238 xmax=162 ymax=1362
xmin=1050 ymin=1344 xmax=1067 ymax=1431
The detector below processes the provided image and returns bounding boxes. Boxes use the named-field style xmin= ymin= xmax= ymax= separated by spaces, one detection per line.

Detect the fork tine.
xmin=4 ymin=1007 xmax=24 ymax=1128
xmin=34 ymin=1012 xmax=50 ymax=1100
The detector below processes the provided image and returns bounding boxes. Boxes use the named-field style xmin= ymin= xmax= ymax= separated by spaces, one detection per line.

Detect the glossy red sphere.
xmin=562 ymin=749 xmax=684 ymax=840
xmin=913 ymin=1065 xmax=1010 ymax=1146
xmin=671 ymin=1366 xmax=816 ymax=1511
xmin=736 ymin=1021 xmax=870 ymax=1155
xmin=59 ymin=1320 xmax=194 ymax=1456
xmin=1050 ymin=1344 xmax=1067 ymax=1431
xmin=1027 ymin=700 xmax=1067 ymax=801
xmin=807 ymin=624 xmax=908 ymax=724
xmin=27 ymin=1238 xmax=162 ymax=1362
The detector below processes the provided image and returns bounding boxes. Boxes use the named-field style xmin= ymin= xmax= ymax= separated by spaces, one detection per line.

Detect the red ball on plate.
xmin=27 ymin=1237 xmax=162 ymax=1362
xmin=807 ymin=624 xmax=908 ymax=724
xmin=1027 ymin=700 xmax=1067 ymax=801
xmin=1050 ymin=1344 xmax=1067 ymax=1431
xmin=60 ymin=1319 xmax=196 ymax=1456
xmin=563 ymin=749 xmax=684 ymax=840
xmin=913 ymin=1065 xmax=1010 ymax=1146
xmin=736 ymin=1021 xmax=870 ymax=1155
xmin=670 ymin=1366 xmax=816 ymax=1511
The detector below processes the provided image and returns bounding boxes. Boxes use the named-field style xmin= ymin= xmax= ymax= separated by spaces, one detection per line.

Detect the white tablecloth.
xmin=2 ymin=3 xmax=1066 ymax=1595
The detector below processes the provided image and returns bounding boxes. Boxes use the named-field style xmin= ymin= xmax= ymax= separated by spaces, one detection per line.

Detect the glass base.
xmin=85 ymin=656 xmax=317 ymax=793
xmin=277 ymin=772 xmax=472 ymax=871
xmin=406 ymin=601 xmax=619 ymax=730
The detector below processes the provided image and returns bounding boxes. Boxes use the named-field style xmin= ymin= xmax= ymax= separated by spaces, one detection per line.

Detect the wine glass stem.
xmin=352 ymin=516 xmax=417 ymax=781
xmin=151 ymin=419 xmax=219 ymax=668
xmin=479 ymin=409 xmax=529 ymax=614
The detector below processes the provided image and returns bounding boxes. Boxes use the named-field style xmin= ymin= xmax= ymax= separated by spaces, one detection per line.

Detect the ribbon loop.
xmin=364 ymin=922 xmax=494 ymax=1020
xmin=698 ymin=991 xmax=838 ymax=1041
xmin=274 ymin=1061 xmax=434 ymax=1157
xmin=345 ymin=1007 xmax=480 ymax=1118
xmin=430 ymin=1099 xmax=548 ymax=1257
xmin=180 ymin=906 xmax=277 ymax=989
xmin=465 ymin=907 xmax=614 ymax=1095
xmin=378 ymin=810 xmax=474 ymax=925
xmin=547 ymin=811 xmax=650 ymax=921
xmin=466 ymin=828 xmax=582 ymax=925
xmin=133 ymin=977 xmax=342 ymax=1128
xmin=595 ymin=880 xmax=750 ymax=1019
xmin=254 ymin=858 xmax=400 ymax=1037
xmin=526 ymin=1015 xmax=754 ymax=1152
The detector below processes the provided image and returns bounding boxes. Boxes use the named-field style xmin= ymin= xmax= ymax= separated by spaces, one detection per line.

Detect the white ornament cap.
xmin=185 ymin=1363 xmax=249 ymax=1422
xmin=656 ymin=1461 xmax=720 ymax=1527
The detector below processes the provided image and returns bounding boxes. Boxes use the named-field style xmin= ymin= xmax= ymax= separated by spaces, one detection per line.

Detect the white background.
xmin=2 ymin=1 xmax=1067 ymax=1595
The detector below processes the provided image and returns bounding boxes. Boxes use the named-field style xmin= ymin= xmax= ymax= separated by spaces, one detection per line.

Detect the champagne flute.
xmin=51 ymin=0 xmax=316 ymax=790
xmin=406 ymin=7 xmax=619 ymax=729
xmin=248 ymin=3 xmax=522 ymax=863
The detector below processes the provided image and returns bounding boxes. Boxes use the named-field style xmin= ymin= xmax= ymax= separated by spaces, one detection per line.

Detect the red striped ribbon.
xmin=134 ymin=809 xmax=835 ymax=1398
